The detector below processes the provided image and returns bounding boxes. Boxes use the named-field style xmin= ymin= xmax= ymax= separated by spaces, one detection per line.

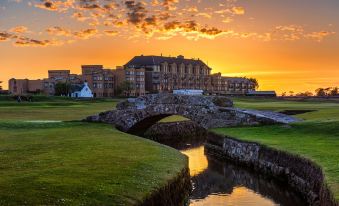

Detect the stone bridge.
xmin=86 ymin=94 xmax=299 ymax=135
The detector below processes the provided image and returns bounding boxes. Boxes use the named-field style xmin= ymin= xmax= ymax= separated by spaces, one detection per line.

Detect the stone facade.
xmin=125 ymin=55 xmax=256 ymax=95
xmin=86 ymin=93 xmax=299 ymax=134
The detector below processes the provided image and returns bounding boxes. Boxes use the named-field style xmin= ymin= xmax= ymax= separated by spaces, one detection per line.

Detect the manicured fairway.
xmin=0 ymin=97 xmax=121 ymax=121
xmin=213 ymin=97 xmax=339 ymax=201
xmin=0 ymin=97 xmax=187 ymax=205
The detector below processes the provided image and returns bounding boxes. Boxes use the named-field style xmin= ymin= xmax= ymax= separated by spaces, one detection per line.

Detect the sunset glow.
xmin=1 ymin=0 xmax=338 ymax=94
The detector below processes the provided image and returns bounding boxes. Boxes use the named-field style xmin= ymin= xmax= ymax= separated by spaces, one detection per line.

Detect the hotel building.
xmin=9 ymin=55 xmax=255 ymax=97
xmin=124 ymin=55 xmax=255 ymax=95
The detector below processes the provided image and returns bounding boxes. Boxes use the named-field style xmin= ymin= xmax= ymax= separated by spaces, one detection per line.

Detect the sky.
xmin=0 ymin=0 xmax=338 ymax=94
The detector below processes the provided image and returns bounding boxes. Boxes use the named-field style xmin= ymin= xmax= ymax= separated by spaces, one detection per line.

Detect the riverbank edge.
xmin=138 ymin=166 xmax=191 ymax=206
xmin=205 ymin=132 xmax=338 ymax=206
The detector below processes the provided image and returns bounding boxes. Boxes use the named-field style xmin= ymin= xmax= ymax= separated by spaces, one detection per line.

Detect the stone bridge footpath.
xmin=86 ymin=94 xmax=300 ymax=134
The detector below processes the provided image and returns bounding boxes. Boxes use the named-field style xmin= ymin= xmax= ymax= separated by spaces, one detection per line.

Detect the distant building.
xmin=9 ymin=66 xmax=118 ymax=98
xmin=8 ymin=54 xmax=257 ymax=97
xmin=71 ymin=82 xmax=93 ymax=98
xmin=81 ymin=65 xmax=116 ymax=98
xmin=124 ymin=55 xmax=255 ymax=95
xmin=247 ymin=91 xmax=277 ymax=97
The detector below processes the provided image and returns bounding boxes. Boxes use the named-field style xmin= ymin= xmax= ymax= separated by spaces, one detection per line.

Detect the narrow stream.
xmin=164 ymin=138 xmax=307 ymax=206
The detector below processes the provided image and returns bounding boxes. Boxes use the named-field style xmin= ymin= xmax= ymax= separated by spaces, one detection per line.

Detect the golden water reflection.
xmin=181 ymin=146 xmax=279 ymax=206
xmin=181 ymin=146 xmax=208 ymax=177
xmin=190 ymin=187 xmax=278 ymax=206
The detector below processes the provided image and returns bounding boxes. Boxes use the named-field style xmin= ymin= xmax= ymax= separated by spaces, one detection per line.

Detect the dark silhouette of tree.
xmin=296 ymin=91 xmax=313 ymax=97
xmin=330 ymin=87 xmax=338 ymax=96
xmin=281 ymin=92 xmax=287 ymax=97
xmin=247 ymin=78 xmax=259 ymax=89
xmin=0 ymin=81 xmax=2 ymax=91
xmin=316 ymin=87 xmax=339 ymax=97
xmin=116 ymin=81 xmax=134 ymax=96
xmin=289 ymin=91 xmax=294 ymax=96
xmin=315 ymin=88 xmax=327 ymax=97
xmin=55 ymin=82 xmax=71 ymax=96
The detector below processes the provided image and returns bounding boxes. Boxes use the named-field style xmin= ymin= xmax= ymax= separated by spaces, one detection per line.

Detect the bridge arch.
xmin=86 ymin=94 xmax=300 ymax=134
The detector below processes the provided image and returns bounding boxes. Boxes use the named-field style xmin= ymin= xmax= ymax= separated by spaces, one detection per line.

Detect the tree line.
xmin=282 ymin=87 xmax=339 ymax=97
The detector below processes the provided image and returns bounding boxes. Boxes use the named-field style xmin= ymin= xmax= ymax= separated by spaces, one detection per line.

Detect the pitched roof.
xmin=70 ymin=84 xmax=83 ymax=93
xmin=125 ymin=55 xmax=210 ymax=69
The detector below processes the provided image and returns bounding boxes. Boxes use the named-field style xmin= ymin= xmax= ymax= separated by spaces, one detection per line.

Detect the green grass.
xmin=213 ymin=97 xmax=339 ymax=201
xmin=0 ymin=98 xmax=120 ymax=121
xmin=0 ymin=98 xmax=187 ymax=205
xmin=159 ymin=115 xmax=189 ymax=123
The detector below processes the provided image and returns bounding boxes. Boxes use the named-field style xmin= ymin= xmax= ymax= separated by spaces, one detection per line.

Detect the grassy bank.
xmin=213 ymin=97 xmax=339 ymax=201
xmin=0 ymin=98 xmax=187 ymax=205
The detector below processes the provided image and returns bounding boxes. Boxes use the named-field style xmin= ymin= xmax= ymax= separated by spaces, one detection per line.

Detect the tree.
xmin=0 ymin=81 xmax=2 ymax=91
xmin=296 ymin=91 xmax=313 ymax=97
xmin=281 ymin=92 xmax=287 ymax=97
xmin=247 ymin=78 xmax=259 ymax=89
xmin=54 ymin=82 xmax=71 ymax=96
xmin=315 ymin=88 xmax=326 ymax=97
xmin=116 ymin=81 xmax=134 ymax=96
xmin=289 ymin=91 xmax=294 ymax=96
xmin=330 ymin=87 xmax=338 ymax=96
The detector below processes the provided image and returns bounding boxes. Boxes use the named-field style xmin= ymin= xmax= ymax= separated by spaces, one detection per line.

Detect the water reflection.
xmin=181 ymin=147 xmax=208 ymax=177
xmin=191 ymin=187 xmax=277 ymax=206
xmin=180 ymin=145 xmax=306 ymax=206
xmin=153 ymin=134 xmax=306 ymax=206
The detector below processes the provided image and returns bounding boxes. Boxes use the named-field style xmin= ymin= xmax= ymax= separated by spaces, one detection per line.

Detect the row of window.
xmin=93 ymin=83 xmax=114 ymax=89
xmin=126 ymin=71 xmax=145 ymax=75
xmin=135 ymin=83 xmax=145 ymax=89
xmin=92 ymin=76 xmax=114 ymax=81
xmin=127 ymin=77 xmax=145 ymax=81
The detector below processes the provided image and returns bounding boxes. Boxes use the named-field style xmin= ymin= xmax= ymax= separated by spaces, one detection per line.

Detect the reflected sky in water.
xmin=180 ymin=146 xmax=305 ymax=206
xmin=190 ymin=187 xmax=277 ymax=206
xmin=181 ymin=147 xmax=208 ymax=177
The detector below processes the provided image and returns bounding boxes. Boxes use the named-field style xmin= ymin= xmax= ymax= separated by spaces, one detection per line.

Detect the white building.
xmin=71 ymin=82 xmax=93 ymax=98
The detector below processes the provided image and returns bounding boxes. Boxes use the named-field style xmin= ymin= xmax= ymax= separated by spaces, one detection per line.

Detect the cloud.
xmin=46 ymin=26 xmax=99 ymax=39
xmin=231 ymin=6 xmax=245 ymax=15
xmin=0 ymin=28 xmax=64 ymax=47
xmin=104 ymin=30 xmax=118 ymax=36
xmin=305 ymin=31 xmax=336 ymax=42
xmin=10 ymin=26 xmax=29 ymax=33
xmin=14 ymin=37 xmax=63 ymax=47
xmin=46 ymin=26 xmax=71 ymax=36
xmin=72 ymin=28 xmax=98 ymax=39
xmin=35 ymin=0 xmax=74 ymax=12
xmin=1 ymin=0 xmax=335 ymax=45
xmin=271 ymin=25 xmax=335 ymax=41
xmin=0 ymin=31 xmax=17 ymax=41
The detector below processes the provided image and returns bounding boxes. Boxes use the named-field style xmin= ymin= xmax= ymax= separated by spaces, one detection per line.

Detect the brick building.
xmin=124 ymin=55 xmax=255 ymax=95
xmin=8 ymin=55 xmax=256 ymax=97
xmin=9 ymin=66 xmax=118 ymax=97
xmin=81 ymin=65 xmax=116 ymax=98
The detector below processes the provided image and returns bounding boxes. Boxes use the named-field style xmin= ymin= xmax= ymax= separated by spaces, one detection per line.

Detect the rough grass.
xmin=213 ymin=97 xmax=339 ymax=201
xmin=0 ymin=98 xmax=187 ymax=205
